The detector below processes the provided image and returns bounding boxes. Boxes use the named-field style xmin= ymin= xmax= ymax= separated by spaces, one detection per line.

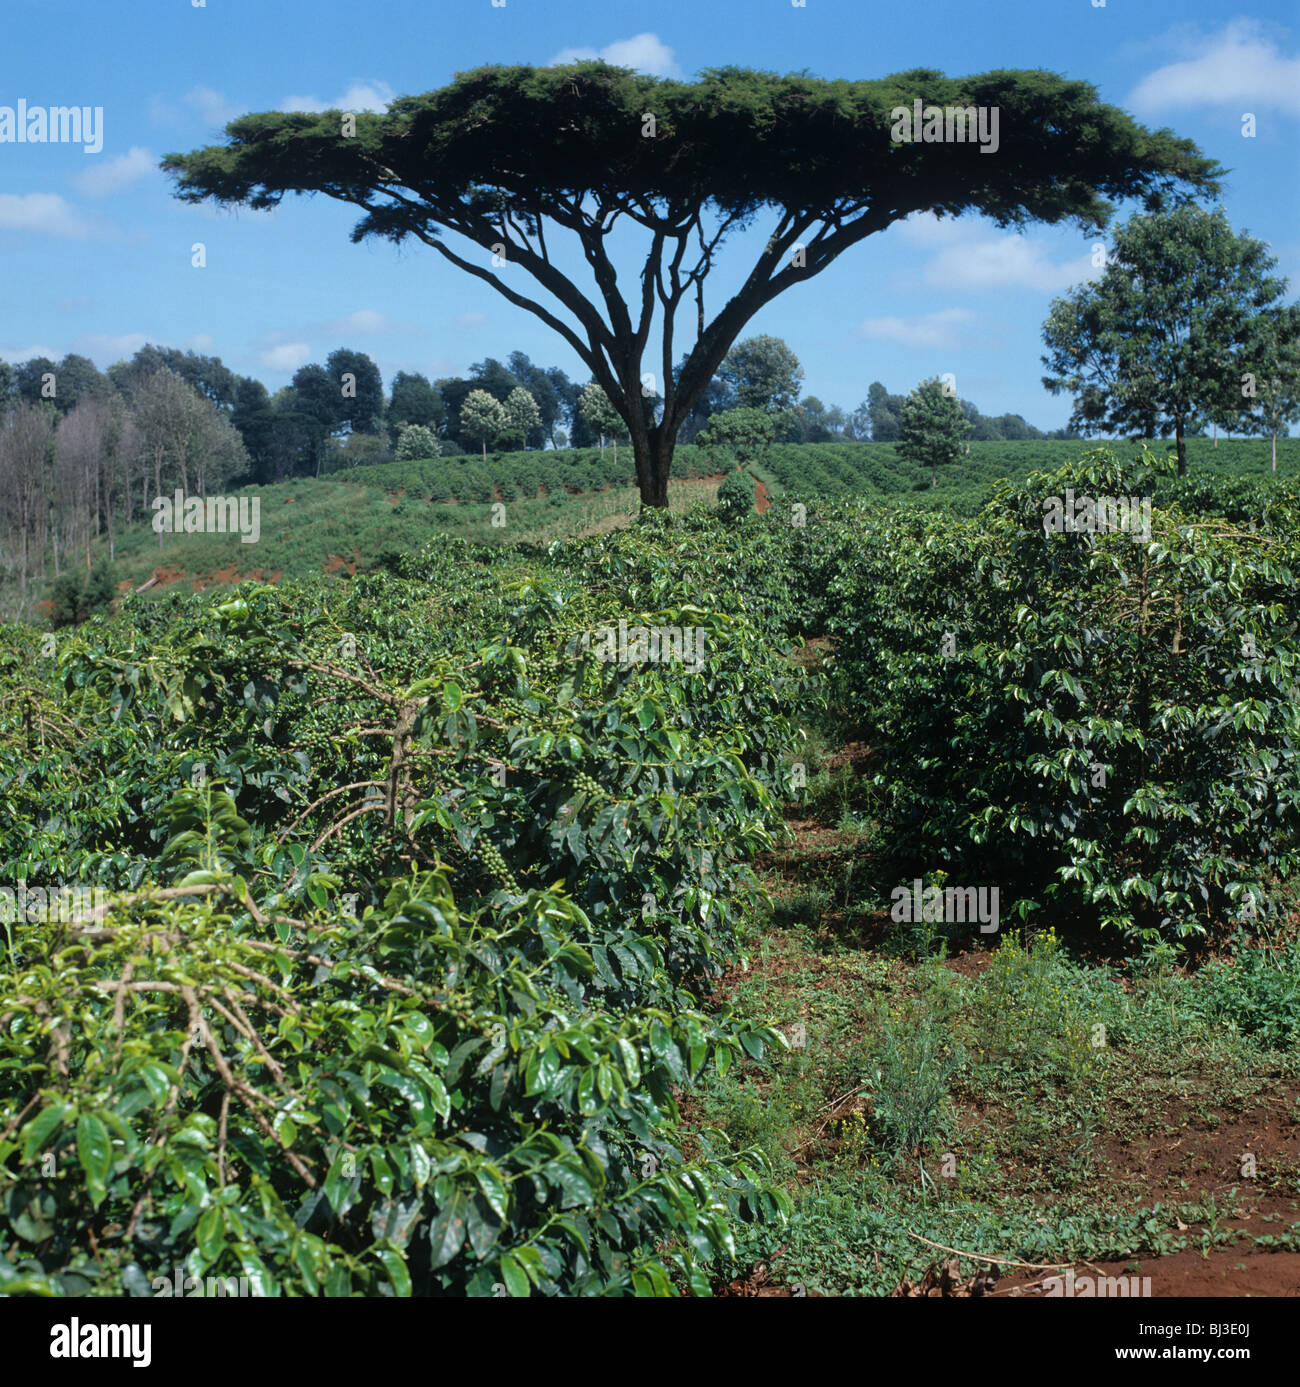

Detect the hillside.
xmin=36 ymin=436 xmax=1300 ymax=611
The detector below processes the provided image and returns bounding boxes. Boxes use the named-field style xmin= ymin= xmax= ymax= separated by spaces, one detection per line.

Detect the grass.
xmin=89 ymin=475 xmax=723 ymax=600
xmin=691 ymin=770 xmax=1300 ymax=1295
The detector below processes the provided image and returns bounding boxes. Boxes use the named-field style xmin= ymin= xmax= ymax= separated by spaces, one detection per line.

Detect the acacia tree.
xmin=897 ymin=377 xmax=973 ymax=487
xmin=163 ymin=63 xmax=1220 ymax=507
xmin=1041 ymin=206 xmax=1299 ymax=474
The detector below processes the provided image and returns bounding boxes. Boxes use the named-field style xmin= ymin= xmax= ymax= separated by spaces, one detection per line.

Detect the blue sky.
xmin=2 ymin=0 xmax=1298 ymax=431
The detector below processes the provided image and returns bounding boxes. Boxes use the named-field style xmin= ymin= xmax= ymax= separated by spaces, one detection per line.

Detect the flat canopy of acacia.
xmin=163 ymin=64 xmax=1221 ymax=505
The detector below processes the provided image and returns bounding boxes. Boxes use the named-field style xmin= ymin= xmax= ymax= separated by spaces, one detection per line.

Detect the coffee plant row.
xmin=797 ymin=448 xmax=1300 ymax=939
xmin=0 ymin=516 xmax=816 ymax=1296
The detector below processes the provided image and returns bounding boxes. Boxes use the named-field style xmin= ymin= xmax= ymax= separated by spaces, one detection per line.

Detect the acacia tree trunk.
xmin=631 ymin=425 xmax=672 ymax=509
xmin=1174 ymin=418 xmax=1187 ymax=476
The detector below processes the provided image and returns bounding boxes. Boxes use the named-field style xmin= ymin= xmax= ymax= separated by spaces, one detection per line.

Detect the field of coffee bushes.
xmin=347 ymin=436 xmax=1299 ymax=513
xmin=2 ymin=444 xmax=1298 ymax=1295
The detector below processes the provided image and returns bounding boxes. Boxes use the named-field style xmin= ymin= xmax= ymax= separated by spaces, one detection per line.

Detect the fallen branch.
xmin=906 ymin=1230 xmax=1072 ymax=1272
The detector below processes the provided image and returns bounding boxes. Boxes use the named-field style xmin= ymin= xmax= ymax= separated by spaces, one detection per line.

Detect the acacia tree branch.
xmin=670 ymin=206 xmax=894 ymax=433
xmin=340 ymin=182 xmax=610 ymax=369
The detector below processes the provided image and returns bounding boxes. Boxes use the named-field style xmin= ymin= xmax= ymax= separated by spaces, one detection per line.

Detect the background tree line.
xmin=0 ymin=329 xmax=1075 ymax=619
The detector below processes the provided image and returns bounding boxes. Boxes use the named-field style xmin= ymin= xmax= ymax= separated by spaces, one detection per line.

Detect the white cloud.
xmin=150 ymin=86 xmax=242 ymax=129
xmin=186 ymin=86 xmax=241 ymax=127
xmin=925 ymin=239 xmax=1096 ymax=294
xmin=187 ymin=333 xmax=216 ymax=352
xmin=282 ymin=81 xmax=395 ymax=114
xmin=259 ymin=343 xmax=312 ymax=372
xmin=451 ymin=312 xmax=485 ymax=331
xmin=897 ymin=213 xmax=1098 ymax=294
xmin=75 ymin=146 xmax=156 ymax=198
xmin=860 ymin=308 xmax=977 ymax=350
xmin=322 ymin=309 xmax=415 ymax=337
xmin=0 ymin=344 xmax=59 ymax=363
xmin=896 ymin=213 xmax=970 ymax=248
xmin=73 ymin=332 xmax=150 ymax=361
xmin=547 ymin=33 xmax=681 ymax=77
xmin=0 ymin=193 xmax=93 ymax=239
xmin=1128 ymin=19 xmax=1300 ymax=115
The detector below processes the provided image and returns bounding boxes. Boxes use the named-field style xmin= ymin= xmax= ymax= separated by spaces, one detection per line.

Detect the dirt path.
xmin=715 ymin=718 xmax=1300 ymax=1298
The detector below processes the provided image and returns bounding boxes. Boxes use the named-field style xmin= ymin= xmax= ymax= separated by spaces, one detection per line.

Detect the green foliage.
xmin=388 ymin=372 xmax=443 ymax=435
xmin=577 ymin=384 xmax=625 ymax=447
xmin=897 ymin=377 xmax=973 ymax=487
xmin=696 ymin=409 xmax=775 ymax=472
xmin=1191 ymin=930 xmax=1300 ymax=1048
xmin=969 ymin=928 xmax=1100 ymax=1086
xmin=0 ymin=517 xmax=815 ymax=1295
xmin=715 ymin=470 xmax=755 ymax=526
xmin=5 ymin=431 xmax=1298 ymax=1299
xmin=717 ymin=337 xmax=804 ymax=415
xmin=503 ymin=387 xmax=542 ymax=443
xmin=459 ymin=390 xmax=509 ymax=459
xmin=325 ymin=431 xmax=392 ymax=471
xmin=1041 ymin=206 xmax=1300 ymax=473
xmin=818 ymin=446 xmax=1300 ymax=942
xmin=865 ymin=1005 xmax=958 ymax=1159
xmin=47 ymin=561 xmax=116 ymax=629
xmin=394 ymin=424 xmax=441 ymax=462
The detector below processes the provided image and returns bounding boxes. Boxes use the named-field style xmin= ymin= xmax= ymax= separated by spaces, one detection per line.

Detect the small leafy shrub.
xmin=715 ymin=469 xmax=754 ymax=525
xmin=968 ymin=928 xmax=1099 ymax=1084
xmin=394 ymin=424 xmax=441 ymax=461
xmin=1192 ymin=931 xmax=1300 ymax=1048
xmin=865 ymin=1005 xmax=958 ymax=1158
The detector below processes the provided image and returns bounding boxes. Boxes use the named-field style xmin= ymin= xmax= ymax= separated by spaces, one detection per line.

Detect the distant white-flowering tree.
xmin=578 ymin=383 xmax=627 ymax=463
xmin=503 ymin=386 xmax=542 ymax=447
xmin=460 ymin=389 xmax=508 ymax=459
xmin=395 ymin=423 xmax=441 ymax=460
